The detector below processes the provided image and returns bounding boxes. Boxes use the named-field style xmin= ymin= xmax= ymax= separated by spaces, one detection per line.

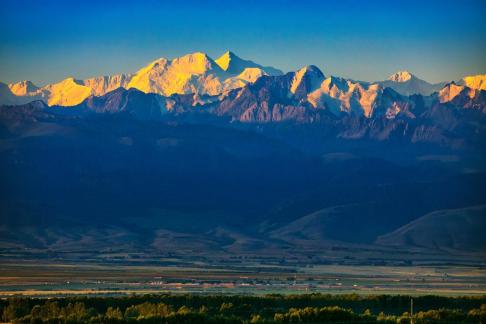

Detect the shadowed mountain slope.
xmin=376 ymin=205 xmax=486 ymax=251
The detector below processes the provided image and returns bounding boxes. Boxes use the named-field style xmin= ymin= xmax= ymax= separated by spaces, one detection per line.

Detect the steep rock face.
xmin=214 ymin=72 xmax=327 ymax=123
xmin=290 ymin=65 xmax=325 ymax=99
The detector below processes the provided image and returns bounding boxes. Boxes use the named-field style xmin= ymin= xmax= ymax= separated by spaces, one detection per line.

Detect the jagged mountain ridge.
xmin=10 ymin=64 xmax=480 ymax=147
xmin=3 ymin=80 xmax=483 ymax=151
xmin=209 ymin=67 xmax=486 ymax=126
xmin=2 ymin=51 xmax=485 ymax=109
xmin=378 ymin=72 xmax=486 ymax=96
xmin=0 ymin=51 xmax=283 ymax=106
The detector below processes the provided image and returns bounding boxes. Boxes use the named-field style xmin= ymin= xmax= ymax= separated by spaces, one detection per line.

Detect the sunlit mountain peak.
xmin=460 ymin=74 xmax=486 ymax=90
xmin=171 ymin=52 xmax=220 ymax=74
xmin=290 ymin=65 xmax=325 ymax=94
xmin=8 ymin=80 xmax=39 ymax=96
xmin=215 ymin=50 xmax=237 ymax=72
xmin=438 ymin=82 xmax=478 ymax=103
xmin=388 ymin=71 xmax=414 ymax=82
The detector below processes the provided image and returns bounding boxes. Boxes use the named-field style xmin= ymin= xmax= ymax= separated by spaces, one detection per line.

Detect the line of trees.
xmin=1 ymin=294 xmax=485 ymax=323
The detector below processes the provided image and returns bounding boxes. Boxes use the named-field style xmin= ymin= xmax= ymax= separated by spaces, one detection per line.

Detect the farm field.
xmin=1 ymin=261 xmax=484 ymax=297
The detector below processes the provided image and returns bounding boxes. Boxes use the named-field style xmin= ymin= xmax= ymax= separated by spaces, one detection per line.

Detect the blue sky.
xmin=1 ymin=0 xmax=485 ymax=85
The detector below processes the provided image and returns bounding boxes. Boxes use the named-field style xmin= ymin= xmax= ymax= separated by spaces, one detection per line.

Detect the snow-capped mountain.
xmin=290 ymin=65 xmax=325 ymax=97
xmin=281 ymin=66 xmax=405 ymax=117
xmin=83 ymin=74 xmax=133 ymax=96
xmin=438 ymin=83 xmax=475 ymax=103
xmin=378 ymin=71 xmax=446 ymax=96
xmin=458 ymin=74 xmax=486 ymax=91
xmin=214 ymin=65 xmax=412 ymax=121
xmin=0 ymin=80 xmax=44 ymax=105
xmin=8 ymin=80 xmax=39 ymax=95
xmin=1 ymin=52 xmax=485 ymax=120
xmin=437 ymin=82 xmax=486 ymax=112
xmin=215 ymin=50 xmax=283 ymax=76
xmin=15 ymin=63 xmax=481 ymax=122
xmin=0 ymin=51 xmax=283 ymax=106
xmin=307 ymin=76 xmax=401 ymax=118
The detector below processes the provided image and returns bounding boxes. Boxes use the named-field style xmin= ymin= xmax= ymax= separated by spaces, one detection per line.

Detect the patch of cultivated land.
xmin=0 ymin=262 xmax=484 ymax=297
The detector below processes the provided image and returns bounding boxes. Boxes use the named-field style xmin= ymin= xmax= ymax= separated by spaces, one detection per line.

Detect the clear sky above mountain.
xmin=1 ymin=0 xmax=485 ymax=85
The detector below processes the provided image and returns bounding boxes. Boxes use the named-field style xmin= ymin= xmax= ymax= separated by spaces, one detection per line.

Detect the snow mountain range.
xmin=0 ymin=51 xmax=283 ymax=106
xmin=1 ymin=51 xmax=485 ymax=119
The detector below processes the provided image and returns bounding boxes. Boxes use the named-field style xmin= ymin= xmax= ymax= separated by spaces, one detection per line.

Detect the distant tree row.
xmin=1 ymin=294 xmax=485 ymax=323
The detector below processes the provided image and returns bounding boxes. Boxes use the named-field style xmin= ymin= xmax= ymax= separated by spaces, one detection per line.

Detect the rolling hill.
xmin=376 ymin=205 xmax=486 ymax=251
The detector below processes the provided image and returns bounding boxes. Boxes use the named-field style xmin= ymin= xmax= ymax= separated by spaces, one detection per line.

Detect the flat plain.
xmin=1 ymin=261 xmax=484 ymax=297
